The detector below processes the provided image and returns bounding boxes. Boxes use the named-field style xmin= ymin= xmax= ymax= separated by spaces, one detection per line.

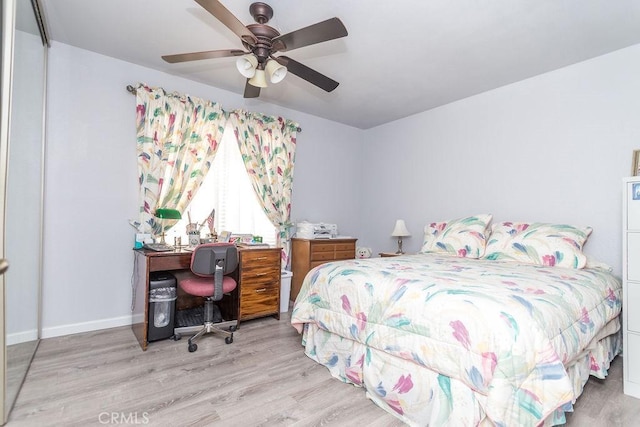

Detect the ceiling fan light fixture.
xmin=236 ymin=54 xmax=258 ymax=78
xmin=248 ymin=69 xmax=268 ymax=88
xmin=266 ymin=59 xmax=287 ymax=84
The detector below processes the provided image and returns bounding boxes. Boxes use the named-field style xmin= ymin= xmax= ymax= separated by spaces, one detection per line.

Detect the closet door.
xmin=0 ymin=0 xmax=48 ymax=423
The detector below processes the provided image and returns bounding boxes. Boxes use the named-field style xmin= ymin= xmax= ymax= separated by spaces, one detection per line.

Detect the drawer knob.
xmin=256 ymin=288 xmax=267 ymax=293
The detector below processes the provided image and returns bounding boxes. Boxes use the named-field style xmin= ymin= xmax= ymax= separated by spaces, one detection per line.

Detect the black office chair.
xmin=176 ymin=243 xmax=238 ymax=352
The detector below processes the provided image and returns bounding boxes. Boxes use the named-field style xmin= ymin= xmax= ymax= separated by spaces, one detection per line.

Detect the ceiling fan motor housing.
xmin=245 ymin=24 xmax=280 ymax=66
xmin=243 ymin=3 xmax=283 ymax=65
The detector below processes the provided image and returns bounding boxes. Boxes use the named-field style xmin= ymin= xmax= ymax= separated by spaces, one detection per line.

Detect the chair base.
xmin=187 ymin=321 xmax=234 ymax=351
xmin=173 ymin=299 xmax=237 ymax=352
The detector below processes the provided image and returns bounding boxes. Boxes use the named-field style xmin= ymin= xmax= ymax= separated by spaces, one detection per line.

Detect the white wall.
xmin=360 ymin=44 xmax=640 ymax=275
xmin=43 ymin=41 xmax=362 ymax=337
xmin=44 ymin=40 xmax=640 ymax=337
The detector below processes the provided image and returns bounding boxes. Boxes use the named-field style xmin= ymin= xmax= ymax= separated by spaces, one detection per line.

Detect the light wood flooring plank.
xmin=6 ymin=313 xmax=640 ymax=426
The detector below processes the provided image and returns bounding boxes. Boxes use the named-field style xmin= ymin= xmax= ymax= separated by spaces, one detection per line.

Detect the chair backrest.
xmin=190 ymin=243 xmax=238 ymax=277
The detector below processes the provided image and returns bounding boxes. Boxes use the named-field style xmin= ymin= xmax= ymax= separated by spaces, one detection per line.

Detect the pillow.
xmin=483 ymin=221 xmax=593 ymax=268
xmin=419 ymin=214 xmax=492 ymax=258
xmin=584 ymin=254 xmax=613 ymax=272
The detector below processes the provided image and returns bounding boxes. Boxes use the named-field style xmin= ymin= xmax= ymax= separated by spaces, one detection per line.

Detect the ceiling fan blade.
xmin=276 ymin=56 xmax=339 ymax=92
xmin=272 ymin=18 xmax=347 ymax=52
xmin=244 ymin=80 xmax=261 ymax=98
xmin=162 ymin=49 xmax=245 ymax=63
xmin=195 ymin=0 xmax=257 ymax=45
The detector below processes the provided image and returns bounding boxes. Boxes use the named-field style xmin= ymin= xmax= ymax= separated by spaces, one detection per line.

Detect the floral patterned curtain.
xmin=228 ymin=110 xmax=298 ymax=266
xmin=134 ymin=83 xmax=226 ymax=236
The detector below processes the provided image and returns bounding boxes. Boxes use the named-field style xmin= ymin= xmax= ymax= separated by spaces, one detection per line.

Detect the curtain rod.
xmin=126 ymin=85 xmax=302 ymax=133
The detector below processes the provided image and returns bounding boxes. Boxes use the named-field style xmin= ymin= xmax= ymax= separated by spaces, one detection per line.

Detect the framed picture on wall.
xmin=633 ymin=183 xmax=640 ymax=201
xmin=633 ymin=150 xmax=640 ymax=176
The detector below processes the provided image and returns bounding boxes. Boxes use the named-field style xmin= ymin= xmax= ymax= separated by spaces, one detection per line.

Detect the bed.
xmin=290 ymin=215 xmax=622 ymax=426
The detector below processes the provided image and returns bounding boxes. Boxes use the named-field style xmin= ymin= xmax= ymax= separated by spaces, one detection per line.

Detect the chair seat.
xmin=179 ymin=275 xmax=236 ymax=297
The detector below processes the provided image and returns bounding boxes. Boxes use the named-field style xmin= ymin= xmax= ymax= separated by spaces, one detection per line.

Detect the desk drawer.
xmin=241 ymin=249 xmax=280 ymax=266
xmin=149 ymin=254 xmax=191 ymax=272
xmin=241 ymin=267 xmax=280 ymax=285
xmin=240 ymin=281 xmax=279 ymax=318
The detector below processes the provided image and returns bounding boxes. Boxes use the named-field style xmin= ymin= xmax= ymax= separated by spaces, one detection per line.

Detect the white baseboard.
xmin=41 ymin=315 xmax=133 ymax=339
xmin=6 ymin=329 xmax=38 ymax=346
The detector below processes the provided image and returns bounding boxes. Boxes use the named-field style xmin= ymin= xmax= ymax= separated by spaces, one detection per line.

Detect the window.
xmin=166 ymin=123 xmax=276 ymax=246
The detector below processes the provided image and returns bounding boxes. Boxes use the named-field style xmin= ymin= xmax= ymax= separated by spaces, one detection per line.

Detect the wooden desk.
xmin=132 ymin=246 xmax=281 ymax=351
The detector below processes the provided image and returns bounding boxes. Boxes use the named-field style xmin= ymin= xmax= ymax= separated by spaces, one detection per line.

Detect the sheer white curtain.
xmin=167 ymin=123 xmax=276 ymax=245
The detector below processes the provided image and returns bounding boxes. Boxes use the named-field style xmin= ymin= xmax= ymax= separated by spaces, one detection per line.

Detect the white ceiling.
xmin=40 ymin=0 xmax=640 ymax=129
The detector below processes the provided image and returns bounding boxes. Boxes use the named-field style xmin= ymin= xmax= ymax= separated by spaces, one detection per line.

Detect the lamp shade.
xmin=248 ymin=69 xmax=268 ymax=88
xmin=391 ymin=219 xmax=410 ymax=237
xmin=265 ymin=59 xmax=287 ymax=84
xmin=154 ymin=208 xmax=182 ymax=220
xmin=236 ymin=54 xmax=258 ymax=78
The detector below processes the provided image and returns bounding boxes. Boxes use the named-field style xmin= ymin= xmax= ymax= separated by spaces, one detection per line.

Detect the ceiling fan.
xmin=162 ymin=0 xmax=348 ymax=98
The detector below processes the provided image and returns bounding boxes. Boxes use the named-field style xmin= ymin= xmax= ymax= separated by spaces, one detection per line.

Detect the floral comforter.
xmin=291 ymin=254 xmax=621 ymax=426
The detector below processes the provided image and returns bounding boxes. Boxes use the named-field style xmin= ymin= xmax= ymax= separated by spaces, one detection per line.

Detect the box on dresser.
xmin=290 ymin=237 xmax=357 ymax=301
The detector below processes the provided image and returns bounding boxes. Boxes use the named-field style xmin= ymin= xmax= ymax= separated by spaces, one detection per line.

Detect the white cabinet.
xmin=622 ymin=177 xmax=640 ymax=398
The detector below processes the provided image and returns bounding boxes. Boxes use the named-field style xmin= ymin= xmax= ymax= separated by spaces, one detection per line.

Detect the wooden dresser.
xmin=238 ymin=247 xmax=282 ymax=322
xmin=290 ymin=237 xmax=357 ymax=301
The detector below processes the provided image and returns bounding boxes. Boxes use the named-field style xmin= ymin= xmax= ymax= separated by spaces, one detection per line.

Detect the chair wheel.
xmin=229 ymin=325 xmax=237 ymax=332
xmin=172 ymin=333 xmax=182 ymax=341
xmin=225 ymin=335 xmax=233 ymax=344
xmin=188 ymin=343 xmax=198 ymax=352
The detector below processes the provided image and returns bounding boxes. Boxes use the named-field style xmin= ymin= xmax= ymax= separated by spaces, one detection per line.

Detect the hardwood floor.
xmin=7 ymin=313 xmax=640 ymax=426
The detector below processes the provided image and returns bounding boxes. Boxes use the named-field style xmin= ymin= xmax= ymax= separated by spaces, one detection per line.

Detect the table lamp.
xmin=154 ymin=208 xmax=181 ymax=244
xmin=391 ymin=219 xmax=411 ymax=254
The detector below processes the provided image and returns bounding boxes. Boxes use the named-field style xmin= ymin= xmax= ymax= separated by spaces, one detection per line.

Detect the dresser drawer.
xmin=628 ymin=233 xmax=640 ymax=282
xmin=311 ymin=251 xmax=338 ymax=261
xmin=335 ymin=250 xmax=355 ymax=260
xmin=335 ymin=242 xmax=356 ymax=251
xmin=310 ymin=243 xmax=355 ymax=261
xmin=311 ymin=243 xmax=339 ymax=253
xmin=628 ymin=333 xmax=640 ymax=385
xmin=629 ymin=282 xmax=640 ymax=333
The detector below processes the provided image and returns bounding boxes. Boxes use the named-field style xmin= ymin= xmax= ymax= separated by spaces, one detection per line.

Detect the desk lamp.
xmin=391 ymin=219 xmax=411 ymax=254
xmin=154 ymin=208 xmax=181 ymax=244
